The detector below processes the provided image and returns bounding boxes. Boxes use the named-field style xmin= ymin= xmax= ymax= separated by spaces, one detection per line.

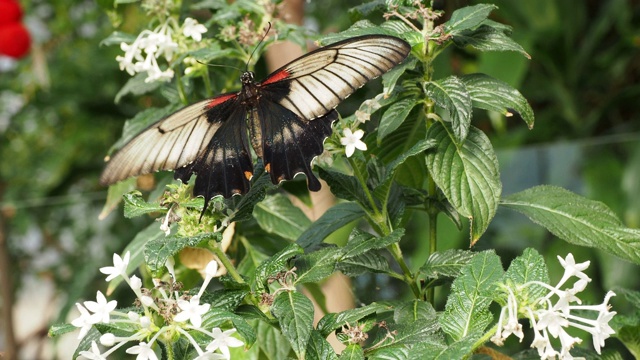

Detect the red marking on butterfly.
xmin=207 ymin=93 xmax=237 ymax=108
xmin=262 ymin=69 xmax=291 ymax=85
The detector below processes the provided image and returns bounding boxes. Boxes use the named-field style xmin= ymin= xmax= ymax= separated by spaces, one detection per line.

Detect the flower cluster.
xmin=71 ymin=252 xmax=244 ymax=360
xmin=491 ymin=253 xmax=616 ymax=359
xmin=116 ymin=17 xmax=207 ymax=83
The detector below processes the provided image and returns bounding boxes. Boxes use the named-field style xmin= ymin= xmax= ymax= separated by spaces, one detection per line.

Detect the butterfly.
xmin=100 ymin=35 xmax=411 ymax=211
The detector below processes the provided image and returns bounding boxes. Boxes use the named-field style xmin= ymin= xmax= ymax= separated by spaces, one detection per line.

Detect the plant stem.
xmin=209 ymin=240 xmax=244 ymax=284
xmin=202 ymin=68 xmax=213 ymax=98
xmin=387 ymin=242 xmax=421 ymax=298
xmin=175 ymin=70 xmax=188 ymax=105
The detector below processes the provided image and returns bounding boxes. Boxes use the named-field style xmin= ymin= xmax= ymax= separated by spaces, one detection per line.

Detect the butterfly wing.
xmin=99 ymin=93 xmax=238 ymax=186
xmin=252 ymin=35 xmax=411 ymax=188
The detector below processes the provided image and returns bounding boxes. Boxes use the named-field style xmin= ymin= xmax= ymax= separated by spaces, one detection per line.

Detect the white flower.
xmin=130 ymin=275 xmax=142 ymax=291
xmin=78 ymin=341 xmax=107 ymax=360
xmin=128 ymin=311 xmax=140 ymax=322
xmin=100 ymin=251 xmax=131 ymax=282
xmin=183 ymin=18 xmax=207 ymax=42
xmin=205 ymin=328 xmax=244 ymax=359
xmin=194 ymin=352 xmax=227 ymax=360
xmin=100 ymin=333 xmax=115 ymax=347
xmin=174 ymin=296 xmax=210 ymax=328
xmin=126 ymin=342 xmax=158 ymax=360
xmin=84 ymin=291 xmax=117 ymax=324
xmin=340 ymin=128 xmax=367 ymax=157
xmin=354 ymin=110 xmax=370 ymax=123
xmin=165 ymin=256 xmax=176 ymax=278
xmin=71 ymin=303 xmax=96 ymax=339
xmin=140 ymin=316 xmax=152 ymax=329
xmin=557 ymin=253 xmax=591 ymax=284
xmin=141 ymin=295 xmax=155 ymax=308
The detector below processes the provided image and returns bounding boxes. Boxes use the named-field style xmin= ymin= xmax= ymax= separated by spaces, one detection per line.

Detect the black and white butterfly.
xmin=100 ymin=35 xmax=411 ymax=211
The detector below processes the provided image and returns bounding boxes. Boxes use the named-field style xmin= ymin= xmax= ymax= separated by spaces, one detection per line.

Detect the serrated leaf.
xmin=426 ymin=123 xmax=501 ymax=243
xmin=228 ymin=164 xmax=275 ymax=223
xmin=439 ymin=251 xmax=503 ymax=340
xmin=99 ymin=178 xmax=136 ymax=219
xmin=453 ymin=25 xmax=531 ymax=59
xmin=434 ymin=332 xmax=481 ymax=360
xmin=424 ymin=76 xmax=472 ymax=142
xmin=306 ymin=330 xmax=338 ymax=360
xmin=272 ymin=291 xmax=315 ymax=359
xmin=254 ymin=193 xmax=311 ymax=241
xmin=339 ymin=344 xmax=365 ymax=360
xmin=144 ymin=232 xmax=219 ymax=274
xmin=254 ymin=319 xmax=293 ymax=359
xmin=200 ymin=289 xmax=248 ymax=312
xmin=393 ymin=300 xmax=436 ymax=324
xmin=445 ymin=4 xmax=498 ymax=34
xmin=48 ymin=323 xmax=77 ymax=337
xmin=294 ymin=246 xmax=341 ymax=284
xmin=200 ymin=307 xmax=257 ymax=346
xmin=297 ymin=202 xmax=365 ymax=250
xmin=348 ymin=0 xmax=385 ymax=17
xmin=378 ymin=98 xmax=420 ymax=142
xmin=461 ymin=73 xmax=534 ymax=128
xmin=337 ymin=250 xmax=390 ymax=277
xmin=73 ymin=327 xmax=102 ymax=359
xmin=419 ymin=249 xmax=476 ymax=280
xmin=317 ymin=303 xmax=388 ymax=337
xmin=254 ymin=243 xmax=304 ymax=291
xmin=502 ymin=186 xmax=640 ymax=264
xmin=122 ymin=191 xmax=165 ymax=218
xmin=502 ymin=248 xmax=549 ymax=300
xmin=382 ymin=57 xmax=417 ymax=96
xmin=319 ymin=168 xmax=370 ymax=206
xmin=386 ymin=139 xmax=436 ymax=175
xmin=341 ymin=228 xmax=405 ymax=258
xmin=367 ymin=318 xmax=441 ymax=356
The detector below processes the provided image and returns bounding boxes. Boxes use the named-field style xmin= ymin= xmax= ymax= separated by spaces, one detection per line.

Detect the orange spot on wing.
xmin=244 ymin=171 xmax=253 ymax=180
xmin=262 ymin=69 xmax=291 ymax=85
xmin=206 ymin=93 xmax=237 ymax=108
xmin=265 ymin=163 xmax=271 ymax=172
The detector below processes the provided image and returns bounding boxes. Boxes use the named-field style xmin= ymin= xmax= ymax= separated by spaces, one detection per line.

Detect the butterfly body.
xmin=101 ymin=35 xmax=411 ymax=210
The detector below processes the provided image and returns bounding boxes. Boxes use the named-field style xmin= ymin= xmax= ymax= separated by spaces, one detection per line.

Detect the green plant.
xmin=48 ymin=1 xmax=640 ymax=359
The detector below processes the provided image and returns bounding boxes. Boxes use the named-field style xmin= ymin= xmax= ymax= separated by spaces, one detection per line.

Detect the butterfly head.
xmin=241 ymin=71 xmax=255 ymax=85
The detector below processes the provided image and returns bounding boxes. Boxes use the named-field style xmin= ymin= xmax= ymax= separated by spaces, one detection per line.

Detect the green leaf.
xmin=317 ymin=303 xmax=388 ymax=337
xmin=382 ymin=58 xmax=417 ymax=96
xmin=99 ymin=178 xmax=136 ymax=219
xmin=394 ymin=300 xmax=436 ymax=324
xmin=460 ymin=73 xmax=534 ymax=129
xmin=294 ymin=246 xmax=341 ymax=284
xmin=444 ymin=4 xmax=498 ymax=34
xmin=501 ymin=186 xmax=640 ymax=264
xmin=200 ymin=307 xmax=256 ymax=346
xmin=272 ymin=291 xmax=315 ymax=359
xmin=439 ymin=251 xmax=503 ymax=340
xmin=254 ymin=319 xmax=293 ymax=359
xmin=306 ymin=331 xmax=339 ymax=360
xmin=115 ymin=73 xmax=162 ymax=103
xmin=426 ymin=123 xmax=501 ymax=243
xmin=99 ymin=31 xmax=136 ymax=46
xmin=229 ymin=165 xmax=275 ymax=223
xmin=337 ymin=250 xmax=390 ymax=277
xmin=386 ymin=139 xmax=436 ymax=176
xmin=348 ymin=0 xmax=385 ymax=17
xmin=378 ymin=98 xmax=420 ymax=141
xmin=419 ymin=249 xmax=476 ymax=280
xmin=144 ymin=232 xmax=219 ymax=274
xmin=73 ymin=327 xmax=102 ymax=360
xmin=502 ymin=248 xmax=549 ymax=300
xmin=48 ymin=323 xmax=77 ymax=337
xmin=254 ymin=194 xmax=311 ymax=241
xmin=318 ymin=168 xmax=370 ymax=206
xmin=122 ymin=191 xmax=165 ymax=218
xmin=433 ymin=332 xmax=482 ymax=360
xmin=452 ymin=25 xmax=531 ymax=59
xmin=611 ymin=288 xmax=640 ymax=358
xmin=341 ymin=228 xmax=405 ymax=258
xmin=201 ymin=289 xmax=249 ymax=312
xmin=366 ymin=318 xmax=441 ymax=355
xmin=338 ymin=345 xmax=365 ymax=360
xmin=424 ymin=76 xmax=472 ymax=143
xmin=254 ymin=243 xmax=304 ymax=291
xmin=297 ymin=202 xmax=365 ymax=250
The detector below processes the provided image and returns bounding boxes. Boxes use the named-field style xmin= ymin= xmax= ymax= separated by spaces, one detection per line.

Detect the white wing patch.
xmin=100 ymin=99 xmax=224 ymax=185
xmin=274 ymin=36 xmax=411 ymax=120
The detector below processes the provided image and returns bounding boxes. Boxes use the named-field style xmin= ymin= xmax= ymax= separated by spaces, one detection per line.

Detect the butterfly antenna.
xmin=195 ymin=61 xmax=243 ymax=72
xmin=246 ymin=22 xmax=272 ymax=72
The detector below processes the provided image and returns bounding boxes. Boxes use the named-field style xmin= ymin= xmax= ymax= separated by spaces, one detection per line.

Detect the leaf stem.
xmin=387 ymin=242 xmax=421 ymax=298
xmin=175 ymin=70 xmax=188 ymax=105
xmin=209 ymin=239 xmax=244 ymax=284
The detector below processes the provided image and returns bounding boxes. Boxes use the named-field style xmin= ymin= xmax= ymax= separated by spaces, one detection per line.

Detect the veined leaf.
xmin=338 ymin=345 xmax=365 ymax=360
xmin=461 ymin=73 xmax=534 ymax=129
xmin=144 ymin=232 xmax=220 ymax=274
xmin=439 ymin=251 xmax=503 ymax=340
xmin=419 ymin=249 xmax=476 ymax=280
xmin=272 ymin=291 xmax=315 ymax=359
xmin=444 ymin=4 xmax=498 ymax=34
xmin=501 ymin=248 xmax=549 ymax=302
xmin=382 ymin=57 xmax=417 ymax=96
xmin=341 ymin=228 xmax=405 ymax=259
xmin=378 ymin=98 xmax=420 ymax=142
xmin=316 ymin=303 xmax=387 ymax=337
xmin=297 ymin=202 xmax=365 ymax=250
xmin=319 ymin=168 xmax=370 ymax=207
xmin=306 ymin=330 xmax=338 ymax=360
xmin=254 ymin=243 xmax=304 ymax=291
xmin=424 ymin=76 xmax=472 ymax=143
xmin=294 ymin=246 xmax=341 ymax=284
xmin=426 ymin=123 xmax=501 ymax=243
xmin=254 ymin=193 xmax=311 ymax=241
xmin=122 ymin=191 xmax=165 ymax=218
xmin=502 ymin=186 xmax=640 ymax=264
xmin=452 ymin=25 xmax=531 ymax=59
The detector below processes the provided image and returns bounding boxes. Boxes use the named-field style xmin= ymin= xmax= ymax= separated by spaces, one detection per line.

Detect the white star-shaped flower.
xmin=71 ymin=302 xmax=96 ymax=339
xmin=205 ymin=328 xmax=244 ymax=359
xmin=174 ymin=295 xmax=210 ymax=328
xmin=78 ymin=341 xmax=107 ymax=360
xmin=340 ymin=128 xmax=367 ymax=157
xmin=126 ymin=342 xmax=158 ymax=360
xmin=99 ymin=251 xmax=130 ymax=282
xmin=183 ymin=18 xmax=207 ymax=42
xmin=84 ymin=291 xmax=117 ymax=324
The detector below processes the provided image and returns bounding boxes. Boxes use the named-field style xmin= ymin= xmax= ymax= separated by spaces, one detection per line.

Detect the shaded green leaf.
xmin=144 ymin=232 xmax=220 ymax=274
xmin=254 ymin=193 xmax=311 ymax=241
xmin=382 ymin=57 xmax=417 ymax=96
xmin=294 ymin=246 xmax=341 ymax=284
xmin=254 ymin=243 xmax=304 ymax=291
xmin=337 ymin=250 xmax=390 ymax=277
xmin=445 ymin=4 xmax=498 ymax=34
xmin=378 ymin=98 xmax=420 ymax=141
xmin=115 ymin=73 xmax=162 ymax=103
xmin=99 ymin=177 xmax=136 ymax=219
xmin=453 ymin=25 xmax=530 ymax=59
xmin=426 ymin=123 xmax=501 ymax=242
xmin=297 ymin=202 xmax=365 ymax=250
xmin=317 ymin=303 xmax=388 ymax=337
xmin=272 ymin=291 xmax=315 ymax=359
xmin=306 ymin=330 xmax=338 ymax=360
xmin=254 ymin=319 xmax=293 ymax=359
xmin=419 ymin=249 xmax=476 ymax=280
xmin=461 ymin=73 xmax=534 ymax=129
xmin=424 ymin=76 xmax=472 ymax=143
xmin=342 ymin=228 xmax=405 ymax=258
xmin=319 ymin=168 xmax=370 ymax=206
xmin=502 ymin=186 xmax=640 ymax=264
xmin=122 ymin=191 xmax=165 ymax=218
xmin=339 ymin=345 xmax=365 ymax=360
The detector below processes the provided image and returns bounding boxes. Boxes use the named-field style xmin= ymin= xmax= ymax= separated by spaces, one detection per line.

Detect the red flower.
xmin=0 ymin=0 xmax=23 ymax=27
xmin=0 ymin=23 xmax=31 ymax=58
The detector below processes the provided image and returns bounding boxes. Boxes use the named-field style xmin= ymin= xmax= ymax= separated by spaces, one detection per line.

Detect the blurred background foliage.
xmin=1 ymin=0 xmax=639 ymax=358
